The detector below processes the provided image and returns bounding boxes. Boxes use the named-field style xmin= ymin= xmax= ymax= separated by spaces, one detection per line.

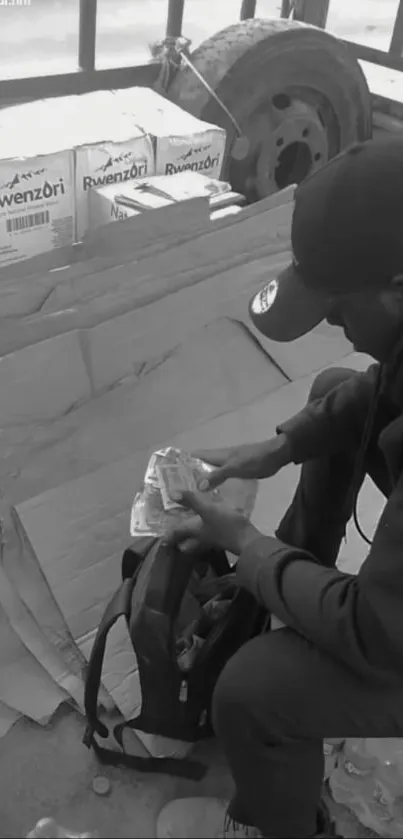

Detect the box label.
xmin=0 ymin=152 xmax=75 ymax=268
xmin=75 ymin=138 xmax=154 ymax=240
xmin=156 ymin=132 xmax=226 ymax=180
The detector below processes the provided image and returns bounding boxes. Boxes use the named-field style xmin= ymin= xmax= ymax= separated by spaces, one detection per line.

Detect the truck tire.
xmin=167 ymin=18 xmax=372 ymax=201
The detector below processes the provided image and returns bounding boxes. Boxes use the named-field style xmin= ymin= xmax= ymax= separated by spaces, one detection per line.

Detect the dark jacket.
xmin=236 ymin=352 xmax=403 ymax=683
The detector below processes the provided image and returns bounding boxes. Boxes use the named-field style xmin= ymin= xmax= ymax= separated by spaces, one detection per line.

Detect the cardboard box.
xmin=88 ymin=171 xmax=238 ymax=231
xmin=1 ymin=93 xmax=155 ymax=243
xmin=89 ymin=183 xmax=143 ymax=229
xmin=0 ymin=104 xmax=75 ymax=269
xmin=111 ymin=87 xmax=227 ymax=179
xmin=0 ymin=89 xmax=228 ymax=253
xmin=0 ymin=94 xmax=126 ymax=263
xmin=74 ymin=128 xmax=154 ymax=241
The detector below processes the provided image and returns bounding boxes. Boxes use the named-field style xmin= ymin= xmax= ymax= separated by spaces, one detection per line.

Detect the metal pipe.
xmin=0 ymin=64 xmax=161 ymax=110
xmin=291 ymin=0 xmax=330 ymax=28
xmin=343 ymin=39 xmax=403 ymax=73
xmin=165 ymin=0 xmax=185 ymax=38
xmin=280 ymin=0 xmax=293 ymax=18
xmin=240 ymin=0 xmax=257 ymax=20
xmin=389 ymin=0 xmax=403 ymax=56
xmin=78 ymin=0 xmax=97 ymax=73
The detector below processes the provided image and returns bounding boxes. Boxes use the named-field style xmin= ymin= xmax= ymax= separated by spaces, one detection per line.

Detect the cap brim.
xmin=248 ymin=263 xmax=332 ymax=342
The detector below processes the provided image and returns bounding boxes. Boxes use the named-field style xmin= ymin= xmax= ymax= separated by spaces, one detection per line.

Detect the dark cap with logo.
xmin=249 ymin=136 xmax=403 ymax=342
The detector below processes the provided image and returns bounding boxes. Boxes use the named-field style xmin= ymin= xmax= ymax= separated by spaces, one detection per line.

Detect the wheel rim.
xmin=228 ymin=86 xmax=340 ymax=202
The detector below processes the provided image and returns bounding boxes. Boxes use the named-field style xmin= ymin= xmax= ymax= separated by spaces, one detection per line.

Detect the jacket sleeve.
xmin=236 ymin=476 xmax=403 ymax=681
xmin=278 ymin=363 xmax=379 ymax=463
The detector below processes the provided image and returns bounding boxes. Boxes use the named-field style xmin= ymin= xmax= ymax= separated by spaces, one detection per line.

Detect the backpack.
xmin=83 ymin=536 xmax=268 ymax=779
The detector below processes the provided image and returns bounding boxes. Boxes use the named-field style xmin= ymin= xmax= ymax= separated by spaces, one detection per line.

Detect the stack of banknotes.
xmin=130 ymin=447 xmax=257 ymax=538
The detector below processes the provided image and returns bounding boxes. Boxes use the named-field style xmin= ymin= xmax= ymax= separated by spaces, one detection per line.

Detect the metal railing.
xmin=1 ymin=0 xmax=403 ymax=107
xmin=281 ymin=0 xmax=403 ymax=75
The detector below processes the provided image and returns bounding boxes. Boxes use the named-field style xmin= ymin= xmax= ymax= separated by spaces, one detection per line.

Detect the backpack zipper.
xmin=179 ymin=679 xmax=188 ymax=703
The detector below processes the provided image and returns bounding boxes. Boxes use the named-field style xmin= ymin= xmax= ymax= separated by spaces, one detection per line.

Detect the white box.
xmin=74 ymin=119 xmax=154 ymax=241
xmin=111 ymin=87 xmax=227 ymax=179
xmin=3 ymin=93 xmax=155 ymax=243
xmin=0 ymin=104 xmax=75 ymax=268
xmin=89 ymin=183 xmax=143 ymax=229
xmin=89 ymin=171 xmax=233 ymax=231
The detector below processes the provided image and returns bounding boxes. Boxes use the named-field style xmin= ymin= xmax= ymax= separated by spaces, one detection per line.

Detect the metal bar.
xmin=165 ymin=0 xmax=185 ymax=38
xmin=389 ymin=0 xmax=403 ymax=56
xmin=78 ymin=0 xmax=98 ymax=72
xmin=342 ymin=39 xmax=403 ymax=73
xmin=0 ymin=64 xmax=160 ymax=109
xmin=372 ymin=93 xmax=403 ymax=123
xmin=280 ymin=0 xmax=292 ymax=18
xmin=291 ymin=0 xmax=330 ymax=28
xmin=240 ymin=0 xmax=257 ymax=20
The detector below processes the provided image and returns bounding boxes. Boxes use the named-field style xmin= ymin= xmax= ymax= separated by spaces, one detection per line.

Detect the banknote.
xmin=156 ymin=463 xmax=198 ymax=510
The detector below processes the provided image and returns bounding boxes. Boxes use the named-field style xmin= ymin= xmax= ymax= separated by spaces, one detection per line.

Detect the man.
xmin=157 ymin=136 xmax=403 ymax=838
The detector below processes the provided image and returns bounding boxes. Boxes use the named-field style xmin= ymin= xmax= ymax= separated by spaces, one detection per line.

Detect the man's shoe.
xmin=156 ymin=796 xmax=343 ymax=838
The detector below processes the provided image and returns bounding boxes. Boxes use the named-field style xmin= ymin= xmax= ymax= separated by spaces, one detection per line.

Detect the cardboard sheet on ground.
xmin=0 ymin=702 xmax=19 ymax=738
xmin=0 ymin=500 xmax=113 ymax=713
xmin=0 ymin=256 xmax=351 ymax=435
xmin=0 ymin=601 xmax=68 ymax=723
xmin=0 ymin=555 xmax=84 ymax=712
xmin=0 ymin=253 xmax=347 ymax=435
xmin=14 ymin=351 xmax=377 ymax=724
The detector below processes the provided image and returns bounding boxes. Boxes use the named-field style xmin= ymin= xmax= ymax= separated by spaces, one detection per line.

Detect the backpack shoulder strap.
xmin=84 ymin=577 xmax=135 ymax=740
xmin=89 ymin=721 xmax=207 ymax=780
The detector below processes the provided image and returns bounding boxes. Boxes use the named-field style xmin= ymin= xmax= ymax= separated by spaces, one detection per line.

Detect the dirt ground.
xmin=0 ymin=704 xmax=379 ymax=839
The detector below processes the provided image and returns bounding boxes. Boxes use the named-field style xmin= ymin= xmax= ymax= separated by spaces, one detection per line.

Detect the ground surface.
xmin=0 ymin=704 xmax=379 ymax=838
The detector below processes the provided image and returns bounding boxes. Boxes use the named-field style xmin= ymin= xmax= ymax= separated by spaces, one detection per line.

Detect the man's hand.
xmin=194 ymin=433 xmax=292 ymax=491
xmin=164 ymin=490 xmax=262 ymax=556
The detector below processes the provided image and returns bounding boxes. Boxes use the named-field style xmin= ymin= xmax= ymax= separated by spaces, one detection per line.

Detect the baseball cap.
xmin=249 ymin=136 xmax=403 ymax=342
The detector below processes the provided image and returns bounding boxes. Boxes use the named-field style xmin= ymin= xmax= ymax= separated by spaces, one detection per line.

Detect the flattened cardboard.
xmin=41 ymin=202 xmax=292 ymax=313
xmin=0 ymin=331 xmax=92 ymax=427
xmin=0 ymin=234 xmax=291 ymax=360
xmin=85 ymin=254 xmax=290 ymax=392
xmin=0 ymin=702 xmax=19 ymax=739
xmin=0 ymin=602 xmax=68 ymax=721
xmin=0 ymin=196 xmax=210 ymax=316
xmin=0 ymin=550 xmax=84 ymax=711
xmin=0 ymin=194 xmax=291 ymax=340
